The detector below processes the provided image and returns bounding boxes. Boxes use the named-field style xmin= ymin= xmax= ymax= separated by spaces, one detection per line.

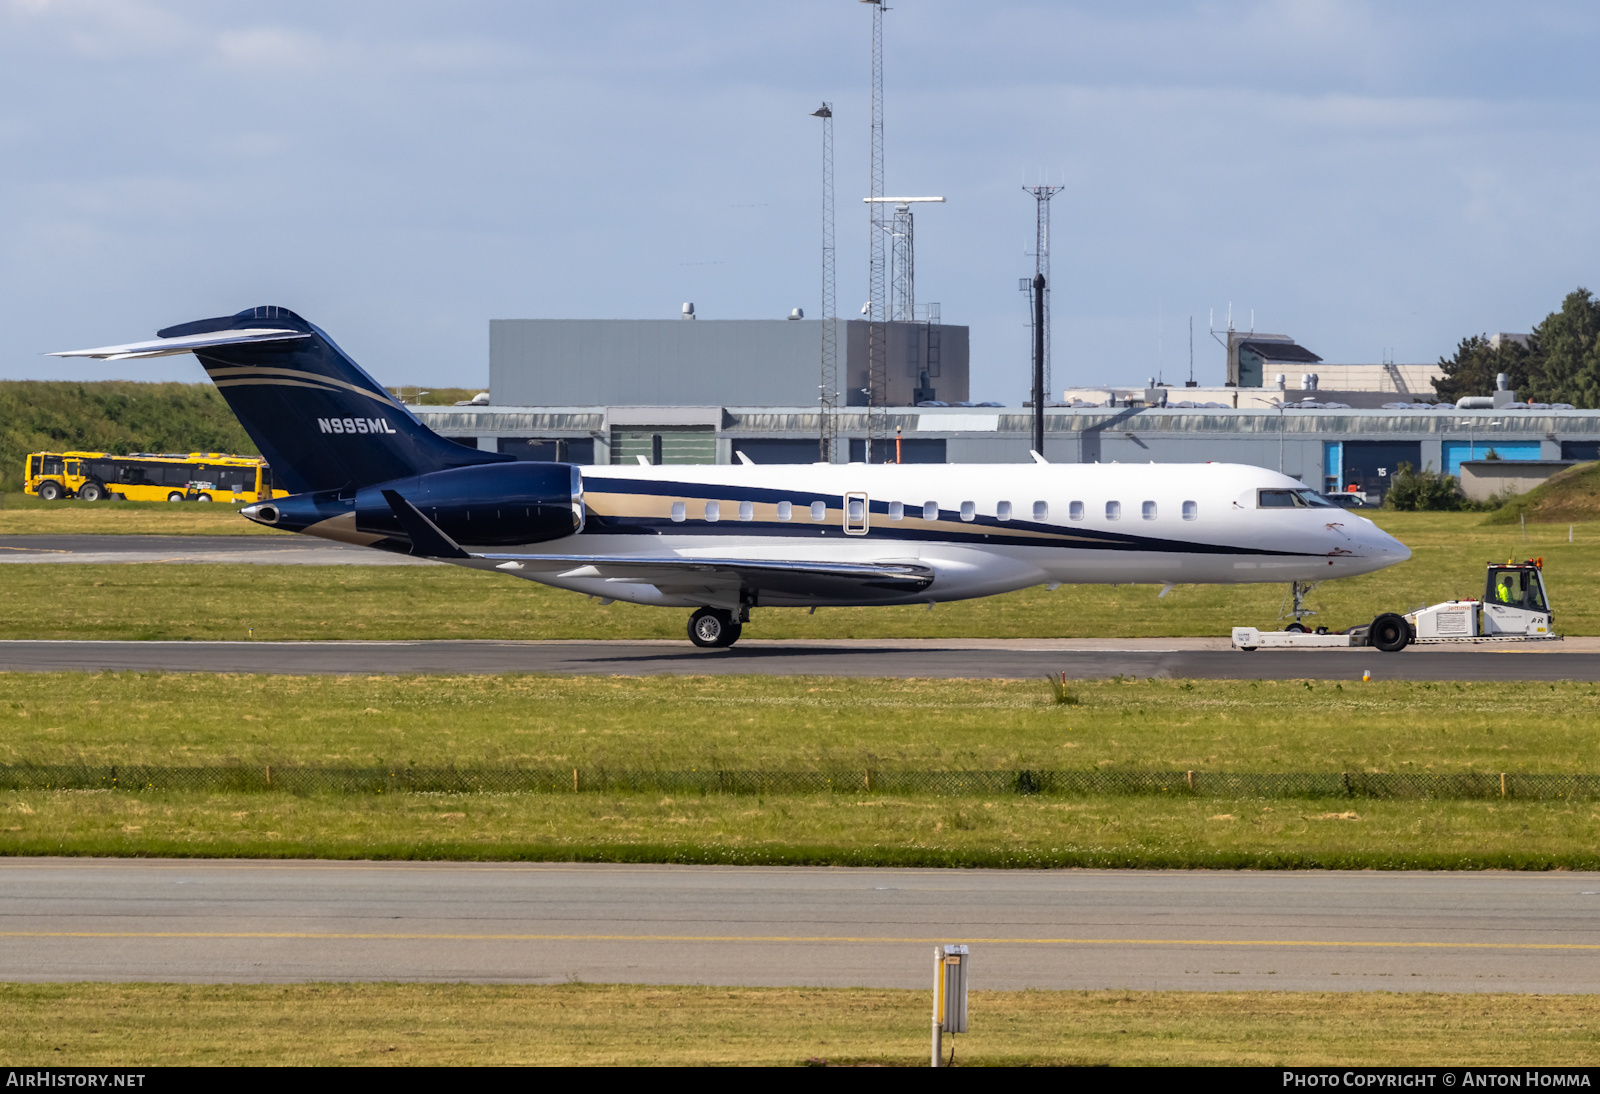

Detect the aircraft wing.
xmin=482 ymin=554 xmax=936 ymax=598
xmin=379 ymin=490 xmax=934 ymax=598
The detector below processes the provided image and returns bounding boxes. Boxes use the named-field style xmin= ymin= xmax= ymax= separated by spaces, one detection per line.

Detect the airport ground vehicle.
xmin=52 ymin=306 xmax=1411 ymax=649
xmin=1231 ymin=559 xmax=1556 ymax=652
xmin=23 ymin=450 xmax=283 ymax=503
xmin=1319 ymin=492 xmax=1374 ymax=509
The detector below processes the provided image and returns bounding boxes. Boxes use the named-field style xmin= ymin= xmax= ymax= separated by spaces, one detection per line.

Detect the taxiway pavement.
xmin=2 ymin=638 xmax=1598 ymax=680
xmin=2 ymin=860 xmax=1595 ymax=992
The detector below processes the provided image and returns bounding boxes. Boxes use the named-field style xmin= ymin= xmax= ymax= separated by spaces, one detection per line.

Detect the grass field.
xmin=3 ymin=512 xmax=1598 ymax=639
xmin=0 ymin=492 xmax=280 ymax=536
xmin=2 ymin=983 xmax=1595 ymax=1065
xmin=4 ymin=675 xmax=1598 ymax=866
xmin=6 ymin=788 xmax=1593 ymax=868
xmin=3 ymin=674 xmax=1594 ymax=771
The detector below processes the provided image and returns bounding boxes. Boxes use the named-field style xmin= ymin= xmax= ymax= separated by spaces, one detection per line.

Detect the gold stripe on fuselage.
xmin=581 ymin=489 xmax=1126 ymax=546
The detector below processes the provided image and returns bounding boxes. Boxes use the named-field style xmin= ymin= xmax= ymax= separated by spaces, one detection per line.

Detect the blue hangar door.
xmin=1341 ymin=441 xmax=1421 ymax=501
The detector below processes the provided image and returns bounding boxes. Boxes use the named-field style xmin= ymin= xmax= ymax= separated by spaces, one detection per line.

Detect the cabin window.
xmin=923 ymin=501 xmax=938 ymax=520
xmin=1141 ymin=501 xmax=1157 ymax=520
xmin=777 ymin=501 xmax=792 ymax=521
xmin=996 ymin=501 xmax=1012 ymax=521
xmin=960 ymin=501 xmax=976 ymax=522
xmin=848 ymin=496 xmax=865 ymax=521
xmin=1034 ymin=501 xmax=1050 ymax=521
xmin=670 ymin=502 xmax=686 ymax=522
xmin=888 ymin=501 xmax=904 ymax=520
xmin=704 ymin=501 xmax=720 ymax=522
xmin=810 ymin=500 xmax=827 ymax=521
xmin=739 ymin=500 xmax=754 ymax=521
xmin=1068 ymin=501 xmax=1083 ymax=521
xmin=1182 ymin=500 xmax=1197 ymax=521
xmin=1106 ymin=501 xmax=1121 ymax=520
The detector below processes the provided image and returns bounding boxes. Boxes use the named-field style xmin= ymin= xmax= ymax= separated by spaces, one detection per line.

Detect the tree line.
xmin=0 ymin=381 xmax=257 ymax=491
xmin=1432 ymin=287 xmax=1600 ymax=406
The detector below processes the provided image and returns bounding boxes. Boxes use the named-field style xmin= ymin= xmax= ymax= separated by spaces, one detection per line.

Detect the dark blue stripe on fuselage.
xmin=580 ymin=476 xmax=1319 ymax=557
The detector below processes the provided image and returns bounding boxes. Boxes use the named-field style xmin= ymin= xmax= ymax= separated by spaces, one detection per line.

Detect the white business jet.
xmin=53 ymin=307 xmax=1411 ymax=647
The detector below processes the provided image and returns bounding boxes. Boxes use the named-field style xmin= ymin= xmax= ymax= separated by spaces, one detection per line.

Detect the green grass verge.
xmin=0 ymin=491 xmax=282 ymax=535
xmin=3 ymin=512 xmax=1599 ymax=638
xmin=3 ymin=983 xmax=1596 ymax=1066
xmin=3 ymin=675 xmax=1599 ymax=867
xmin=4 ymin=674 xmax=1596 ymax=772
xmin=5 ymin=790 xmax=1597 ymax=869
xmin=1482 ymin=460 xmax=1600 ymax=525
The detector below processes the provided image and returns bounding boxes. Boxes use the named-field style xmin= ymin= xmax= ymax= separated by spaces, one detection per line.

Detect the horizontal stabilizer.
xmin=48 ymin=328 xmax=310 ymax=361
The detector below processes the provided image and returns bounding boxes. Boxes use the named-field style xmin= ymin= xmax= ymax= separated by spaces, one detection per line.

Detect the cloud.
xmin=213 ymin=25 xmax=328 ymax=71
xmin=2 ymin=0 xmax=199 ymax=58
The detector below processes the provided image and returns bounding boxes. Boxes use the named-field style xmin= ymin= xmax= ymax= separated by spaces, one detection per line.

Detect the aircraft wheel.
xmin=1285 ymin=623 xmax=1307 ymax=633
xmin=1370 ymin=612 xmax=1411 ymax=653
xmin=688 ymin=608 xmax=741 ymax=649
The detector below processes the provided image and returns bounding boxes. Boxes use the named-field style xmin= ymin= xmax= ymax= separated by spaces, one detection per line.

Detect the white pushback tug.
xmin=1232 ymin=558 xmax=1558 ymax=652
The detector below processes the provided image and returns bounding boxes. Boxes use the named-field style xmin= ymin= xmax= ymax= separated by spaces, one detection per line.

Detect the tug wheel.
xmin=1370 ymin=613 xmax=1411 ymax=653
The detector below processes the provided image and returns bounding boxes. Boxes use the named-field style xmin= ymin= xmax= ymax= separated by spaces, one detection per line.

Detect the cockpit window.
xmin=1259 ymin=489 xmax=1335 ymax=509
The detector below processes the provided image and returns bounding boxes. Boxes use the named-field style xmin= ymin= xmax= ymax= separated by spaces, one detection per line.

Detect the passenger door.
xmin=844 ymin=492 xmax=869 ymax=536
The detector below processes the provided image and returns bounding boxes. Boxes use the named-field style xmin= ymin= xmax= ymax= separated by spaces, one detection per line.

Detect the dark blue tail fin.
xmin=156 ymin=306 xmax=510 ymax=495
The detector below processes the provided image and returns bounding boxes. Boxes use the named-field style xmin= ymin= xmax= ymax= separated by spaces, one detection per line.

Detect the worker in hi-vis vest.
xmin=1495 ymin=576 xmax=1518 ymax=604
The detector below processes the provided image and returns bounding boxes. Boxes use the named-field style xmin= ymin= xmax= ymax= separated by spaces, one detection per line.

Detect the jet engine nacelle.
xmin=353 ymin=461 xmax=584 ymax=547
xmin=248 ymin=461 xmax=585 ymax=547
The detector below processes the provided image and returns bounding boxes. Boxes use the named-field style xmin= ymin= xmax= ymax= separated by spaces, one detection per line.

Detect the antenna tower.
xmin=868 ymin=196 xmax=943 ymax=323
xmin=864 ymin=0 xmax=887 ymax=461
xmin=891 ymin=202 xmax=913 ymax=321
xmin=1024 ymin=183 xmax=1064 ymax=400
xmin=811 ymin=103 xmax=837 ymax=462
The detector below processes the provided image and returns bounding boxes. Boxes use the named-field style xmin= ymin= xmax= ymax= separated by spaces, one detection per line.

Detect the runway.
xmin=0 ymin=534 xmax=434 ymax=566
xmin=1 ymin=860 xmax=1595 ymax=992
xmin=2 ymin=638 xmax=1599 ymax=680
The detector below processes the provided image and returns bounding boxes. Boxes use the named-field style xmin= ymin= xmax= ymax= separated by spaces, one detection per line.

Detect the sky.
xmin=2 ymin=0 xmax=1598 ymax=401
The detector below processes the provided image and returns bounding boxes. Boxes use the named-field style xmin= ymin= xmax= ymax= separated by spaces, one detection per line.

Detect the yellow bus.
xmin=23 ymin=451 xmax=286 ymax=504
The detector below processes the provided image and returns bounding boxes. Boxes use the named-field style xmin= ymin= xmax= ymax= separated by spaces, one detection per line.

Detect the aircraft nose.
xmin=1371 ymin=525 xmax=1410 ymax=562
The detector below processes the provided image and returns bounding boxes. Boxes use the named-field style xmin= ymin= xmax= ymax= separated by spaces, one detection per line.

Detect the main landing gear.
xmin=688 ymin=607 xmax=743 ymax=649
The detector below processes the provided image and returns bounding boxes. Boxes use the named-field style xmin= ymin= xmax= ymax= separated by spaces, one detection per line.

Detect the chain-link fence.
xmin=2 ymin=763 xmax=1596 ymax=801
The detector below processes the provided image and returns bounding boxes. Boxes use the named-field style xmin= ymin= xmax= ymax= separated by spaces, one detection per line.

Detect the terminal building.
xmin=416 ymin=315 xmax=1600 ymax=505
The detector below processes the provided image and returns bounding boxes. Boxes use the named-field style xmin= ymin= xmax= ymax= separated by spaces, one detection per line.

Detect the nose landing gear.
xmin=688 ymin=607 xmax=743 ymax=649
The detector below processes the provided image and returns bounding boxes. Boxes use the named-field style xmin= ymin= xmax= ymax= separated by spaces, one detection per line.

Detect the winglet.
xmin=1029 ymin=450 xmax=1049 ymax=465
xmin=381 ymin=490 xmax=471 ymax=559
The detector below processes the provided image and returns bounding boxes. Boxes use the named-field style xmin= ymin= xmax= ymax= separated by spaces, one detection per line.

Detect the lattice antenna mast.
xmin=864 ymin=0 xmax=887 ymax=462
xmin=811 ymin=103 xmax=837 ymax=462
xmin=891 ymin=203 xmax=912 ymax=321
xmin=869 ymin=196 xmax=944 ymax=323
xmin=1024 ymin=183 xmax=1064 ymax=399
